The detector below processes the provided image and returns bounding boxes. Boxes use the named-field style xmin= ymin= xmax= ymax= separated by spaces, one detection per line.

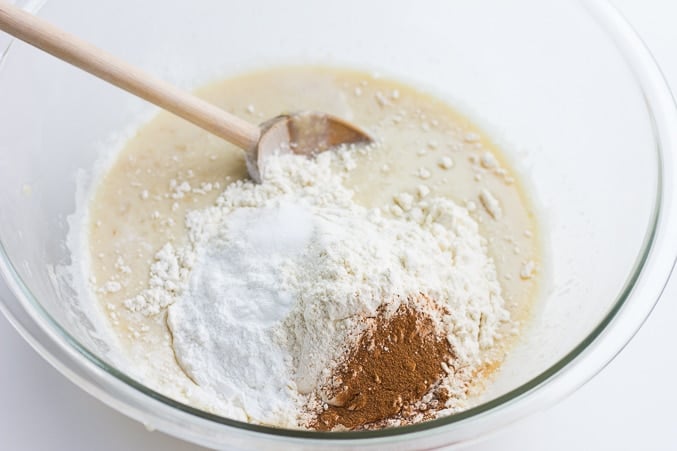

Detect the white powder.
xmin=167 ymin=203 xmax=314 ymax=425
xmin=128 ymin=151 xmax=509 ymax=427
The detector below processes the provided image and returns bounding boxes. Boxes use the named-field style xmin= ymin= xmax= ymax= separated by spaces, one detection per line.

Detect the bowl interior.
xmin=0 ymin=0 xmax=659 ymax=442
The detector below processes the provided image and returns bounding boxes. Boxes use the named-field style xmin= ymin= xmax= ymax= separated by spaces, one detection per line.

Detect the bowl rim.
xmin=1 ymin=0 xmax=677 ymax=446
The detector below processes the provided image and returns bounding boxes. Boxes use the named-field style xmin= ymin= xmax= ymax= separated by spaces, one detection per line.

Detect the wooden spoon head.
xmin=246 ymin=112 xmax=372 ymax=182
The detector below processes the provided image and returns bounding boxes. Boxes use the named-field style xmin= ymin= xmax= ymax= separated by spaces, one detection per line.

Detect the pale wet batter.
xmin=87 ymin=66 xmax=540 ymax=427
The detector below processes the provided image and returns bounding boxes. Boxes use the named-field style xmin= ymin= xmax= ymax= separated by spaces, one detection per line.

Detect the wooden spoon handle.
xmin=0 ymin=2 xmax=260 ymax=150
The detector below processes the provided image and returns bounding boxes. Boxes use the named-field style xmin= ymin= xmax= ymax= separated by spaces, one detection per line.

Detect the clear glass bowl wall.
xmin=1 ymin=0 xmax=676 ymax=449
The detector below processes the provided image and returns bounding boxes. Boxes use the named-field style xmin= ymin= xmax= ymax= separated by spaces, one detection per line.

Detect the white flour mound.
xmin=127 ymin=152 xmax=509 ymax=427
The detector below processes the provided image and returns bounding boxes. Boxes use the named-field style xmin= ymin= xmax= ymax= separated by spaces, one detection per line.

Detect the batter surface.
xmin=87 ymin=66 xmax=540 ymax=426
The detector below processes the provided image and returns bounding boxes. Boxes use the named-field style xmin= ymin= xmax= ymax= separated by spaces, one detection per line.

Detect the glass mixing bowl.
xmin=1 ymin=0 xmax=676 ymax=449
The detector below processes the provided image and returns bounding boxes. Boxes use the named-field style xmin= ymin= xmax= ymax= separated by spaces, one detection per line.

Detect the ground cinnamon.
xmin=312 ymin=301 xmax=454 ymax=430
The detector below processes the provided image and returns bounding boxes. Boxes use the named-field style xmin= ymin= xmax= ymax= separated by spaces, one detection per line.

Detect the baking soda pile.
xmin=124 ymin=151 xmax=510 ymax=429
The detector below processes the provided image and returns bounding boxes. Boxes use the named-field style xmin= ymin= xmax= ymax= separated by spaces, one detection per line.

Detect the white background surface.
xmin=1 ymin=1 xmax=676 ymax=450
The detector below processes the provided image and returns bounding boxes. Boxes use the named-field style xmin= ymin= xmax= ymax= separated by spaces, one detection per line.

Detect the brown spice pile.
xmin=312 ymin=301 xmax=454 ymax=431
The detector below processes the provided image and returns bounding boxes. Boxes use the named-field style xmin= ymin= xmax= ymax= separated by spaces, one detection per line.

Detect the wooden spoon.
xmin=0 ymin=2 xmax=371 ymax=182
